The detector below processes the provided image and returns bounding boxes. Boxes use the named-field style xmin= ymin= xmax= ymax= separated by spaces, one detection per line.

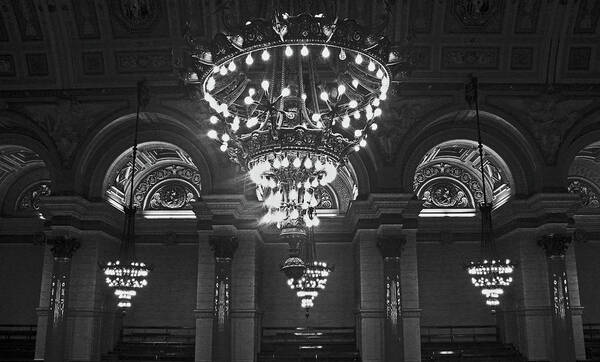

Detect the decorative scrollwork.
xmin=146 ymin=182 xmax=197 ymax=210
xmin=414 ymin=162 xmax=484 ymax=206
xmin=134 ymin=164 xmax=202 ymax=209
xmin=419 ymin=180 xmax=472 ymax=209
xmin=17 ymin=181 xmax=51 ymax=211
xmin=568 ymin=177 xmax=600 ymax=209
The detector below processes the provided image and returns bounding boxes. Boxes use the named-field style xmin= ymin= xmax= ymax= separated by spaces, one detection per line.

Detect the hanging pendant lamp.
xmin=101 ymin=81 xmax=151 ymax=308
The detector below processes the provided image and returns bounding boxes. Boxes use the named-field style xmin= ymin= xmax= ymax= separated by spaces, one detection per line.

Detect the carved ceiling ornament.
xmin=16 ymin=181 xmax=52 ymax=212
xmin=568 ymin=177 xmax=600 ymax=209
xmin=111 ymin=0 xmax=160 ymax=32
xmin=418 ymin=178 xmax=474 ymax=209
xmin=414 ymin=162 xmax=485 ymax=208
xmin=145 ymin=180 xmax=198 ymax=211
xmin=452 ymin=0 xmax=504 ymax=27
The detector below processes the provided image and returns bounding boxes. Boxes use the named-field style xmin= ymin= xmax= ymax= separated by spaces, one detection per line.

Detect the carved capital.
xmin=50 ymin=236 xmax=80 ymax=259
xmin=377 ymin=235 xmax=406 ymax=258
xmin=538 ymin=233 xmax=571 ymax=257
xmin=209 ymin=235 xmax=238 ymax=260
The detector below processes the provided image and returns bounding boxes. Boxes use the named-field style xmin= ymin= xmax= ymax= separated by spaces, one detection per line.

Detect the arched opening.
xmin=413 ymin=140 xmax=514 ymax=217
xmin=568 ymin=141 xmax=600 ymax=209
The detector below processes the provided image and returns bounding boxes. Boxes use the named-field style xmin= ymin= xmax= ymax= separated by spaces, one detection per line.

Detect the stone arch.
xmin=76 ymin=111 xmax=217 ymax=199
xmin=398 ymin=109 xmax=537 ymax=197
xmin=566 ymin=140 xmax=600 ymax=210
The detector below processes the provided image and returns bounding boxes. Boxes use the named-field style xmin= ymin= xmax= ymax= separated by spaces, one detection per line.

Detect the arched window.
xmin=414 ymin=140 xmax=513 ymax=217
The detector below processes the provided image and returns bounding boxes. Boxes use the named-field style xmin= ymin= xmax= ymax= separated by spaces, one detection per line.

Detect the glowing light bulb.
xmin=311 ymin=113 xmax=321 ymax=122
xmin=368 ymin=61 xmax=375 ymax=72
xmin=219 ymin=66 xmax=227 ymax=75
xmin=339 ymin=49 xmax=346 ymax=60
xmin=370 ymin=122 xmax=378 ymax=131
xmin=359 ymin=139 xmax=367 ymax=147
xmin=354 ymin=129 xmax=362 ymax=137
xmin=349 ymin=100 xmax=358 ymax=108
xmin=301 ymin=93 xmax=307 ymax=101
xmin=304 ymin=157 xmax=313 ymax=169
xmin=355 ymin=54 xmax=363 ymax=64
xmin=247 ymin=117 xmax=258 ymax=128
xmin=281 ymin=157 xmax=290 ymax=168
xmin=372 ymin=98 xmax=380 ymax=107
xmin=248 ymin=88 xmax=256 ymax=96
xmin=245 ymin=53 xmax=254 ymax=65
xmin=374 ymin=108 xmax=382 ymax=117
xmin=220 ymin=143 xmax=228 ymax=152
xmin=231 ymin=122 xmax=239 ymax=132
xmin=207 ymin=130 xmax=218 ymax=139
xmin=353 ymin=110 xmax=361 ymax=119
xmin=206 ymin=77 xmax=216 ymax=91
xmin=301 ymin=45 xmax=309 ymax=56
xmin=315 ymin=159 xmax=323 ymax=170
xmin=354 ymin=145 xmax=360 ymax=151
xmin=261 ymin=80 xmax=270 ymax=92
xmin=376 ymin=69 xmax=384 ymax=78
xmin=285 ymin=46 xmax=293 ymax=57
xmin=281 ymin=87 xmax=291 ymax=97
xmin=293 ymin=157 xmax=301 ymax=168
xmin=221 ymin=134 xmax=230 ymax=142
xmin=338 ymin=84 xmax=346 ymax=95
xmin=320 ymin=91 xmax=329 ymax=102
xmin=290 ymin=209 xmax=299 ymax=219
xmin=261 ymin=50 xmax=270 ymax=61
xmin=352 ymin=79 xmax=359 ymax=88
xmin=321 ymin=46 xmax=330 ymax=58
xmin=228 ymin=62 xmax=236 ymax=72
xmin=244 ymin=96 xmax=253 ymax=105
xmin=342 ymin=115 xmax=350 ymax=128
xmin=273 ymin=158 xmax=281 ymax=169
xmin=213 ymin=65 xmax=220 ymax=73
xmin=379 ymin=93 xmax=387 ymax=101
xmin=209 ymin=115 xmax=218 ymax=124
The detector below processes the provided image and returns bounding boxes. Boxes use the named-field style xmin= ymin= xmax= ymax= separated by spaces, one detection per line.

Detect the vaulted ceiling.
xmin=0 ymin=0 xmax=599 ymax=92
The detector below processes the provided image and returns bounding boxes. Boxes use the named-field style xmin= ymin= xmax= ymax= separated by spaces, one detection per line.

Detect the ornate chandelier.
xmin=101 ymin=81 xmax=151 ymax=308
xmin=464 ymin=76 xmax=515 ymax=307
xmin=182 ymin=11 xmax=401 ymax=227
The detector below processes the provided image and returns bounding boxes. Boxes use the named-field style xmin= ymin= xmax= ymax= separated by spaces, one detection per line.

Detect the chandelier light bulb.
xmin=359 ymin=139 xmax=367 ymax=147
xmin=374 ymin=108 xmax=383 ymax=117
xmin=244 ymin=96 xmax=254 ymax=105
xmin=219 ymin=66 xmax=227 ymax=76
xmin=261 ymin=49 xmax=270 ymax=61
xmin=304 ymin=157 xmax=313 ymax=169
xmin=370 ymin=122 xmax=378 ymax=131
xmin=293 ymin=157 xmax=302 ymax=168
xmin=220 ymin=143 xmax=228 ymax=152
xmin=315 ymin=159 xmax=324 ymax=170
xmin=320 ymin=91 xmax=329 ymax=102
xmin=354 ymin=145 xmax=360 ymax=151
xmin=248 ymin=88 xmax=256 ymax=96
xmin=209 ymin=115 xmax=219 ymax=124
xmin=353 ymin=110 xmax=361 ymax=119
xmin=245 ymin=53 xmax=254 ymax=65
xmin=312 ymin=216 xmax=320 ymax=227
xmin=207 ymin=129 xmax=218 ymax=139
xmin=379 ymin=93 xmax=387 ymax=100
xmin=206 ymin=77 xmax=216 ymax=91
xmin=342 ymin=116 xmax=350 ymax=128
xmin=338 ymin=49 xmax=347 ymax=60
xmin=372 ymin=98 xmax=380 ymax=107
xmin=349 ymin=100 xmax=358 ymax=108
xmin=261 ymin=80 xmax=270 ymax=92
xmin=301 ymin=45 xmax=309 ymax=56
xmin=285 ymin=46 xmax=293 ymax=57
xmin=281 ymin=157 xmax=290 ymax=168
xmin=301 ymin=93 xmax=307 ymax=101
xmin=231 ymin=122 xmax=239 ymax=132
xmin=368 ymin=61 xmax=376 ymax=72
xmin=355 ymin=53 xmax=363 ymax=64
xmin=352 ymin=79 xmax=359 ymax=88
xmin=273 ymin=157 xmax=281 ymax=168
xmin=247 ymin=117 xmax=259 ymax=128
xmin=311 ymin=113 xmax=321 ymax=122
xmin=337 ymin=84 xmax=346 ymax=95
xmin=365 ymin=105 xmax=373 ymax=119
xmin=354 ymin=129 xmax=362 ymax=138
xmin=213 ymin=65 xmax=220 ymax=73
xmin=290 ymin=209 xmax=299 ymax=219
xmin=316 ymin=120 xmax=323 ymax=128
xmin=376 ymin=69 xmax=384 ymax=79
xmin=321 ymin=46 xmax=330 ymax=58
xmin=221 ymin=133 xmax=230 ymax=142
xmin=228 ymin=62 xmax=236 ymax=72
xmin=281 ymin=87 xmax=291 ymax=97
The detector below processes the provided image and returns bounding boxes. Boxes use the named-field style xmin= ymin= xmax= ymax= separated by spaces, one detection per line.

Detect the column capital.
xmin=191 ymin=199 xmax=213 ymax=230
xmin=49 ymin=236 xmax=80 ymax=259
xmin=209 ymin=235 xmax=238 ymax=260
xmin=538 ymin=233 xmax=571 ymax=257
xmin=377 ymin=235 xmax=406 ymax=258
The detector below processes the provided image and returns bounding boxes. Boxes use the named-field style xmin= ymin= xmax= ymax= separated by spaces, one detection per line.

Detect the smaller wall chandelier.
xmin=101 ymin=81 xmax=151 ymax=309
xmin=464 ymin=76 xmax=515 ymax=307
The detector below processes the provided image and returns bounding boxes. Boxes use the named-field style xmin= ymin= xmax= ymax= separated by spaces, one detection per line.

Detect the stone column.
xmin=377 ymin=236 xmax=404 ymax=362
xmin=355 ymin=230 xmax=385 ymax=362
xmin=210 ymin=234 xmax=239 ymax=362
xmin=539 ymin=233 xmax=576 ymax=362
xmin=44 ymin=236 xmax=80 ymax=362
xmin=399 ymin=230 xmax=421 ymax=362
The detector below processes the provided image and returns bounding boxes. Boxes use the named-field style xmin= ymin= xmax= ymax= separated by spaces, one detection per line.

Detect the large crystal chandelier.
xmin=465 ymin=77 xmax=515 ymax=307
xmin=182 ymin=10 xmax=400 ymax=227
xmin=101 ymin=81 xmax=151 ymax=308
